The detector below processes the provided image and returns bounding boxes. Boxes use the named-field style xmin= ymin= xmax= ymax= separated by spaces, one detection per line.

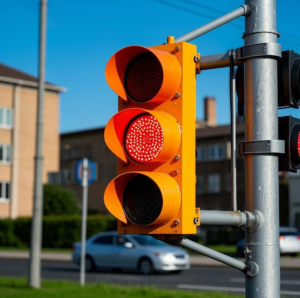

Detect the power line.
xmin=150 ymin=0 xmax=242 ymax=30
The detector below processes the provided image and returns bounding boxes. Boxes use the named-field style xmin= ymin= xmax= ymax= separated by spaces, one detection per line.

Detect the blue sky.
xmin=0 ymin=0 xmax=300 ymax=133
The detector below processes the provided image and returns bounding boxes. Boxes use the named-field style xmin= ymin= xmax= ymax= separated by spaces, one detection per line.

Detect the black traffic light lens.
xmin=123 ymin=175 xmax=162 ymax=225
xmin=124 ymin=52 xmax=163 ymax=102
xmin=291 ymin=58 xmax=300 ymax=100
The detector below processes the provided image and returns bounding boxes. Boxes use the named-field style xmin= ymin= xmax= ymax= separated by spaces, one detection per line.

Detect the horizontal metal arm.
xmin=175 ymin=5 xmax=251 ymax=43
xmin=200 ymin=210 xmax=262 ymax=228
xmin=180 ymin=238 xmax=247 ymax=272
xmin=200 ymin=52 xmax=243 ymax=70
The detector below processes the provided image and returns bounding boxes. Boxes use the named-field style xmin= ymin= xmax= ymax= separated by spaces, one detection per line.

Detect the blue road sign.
xmin=75 ymin=159 xmax=96 ymax=185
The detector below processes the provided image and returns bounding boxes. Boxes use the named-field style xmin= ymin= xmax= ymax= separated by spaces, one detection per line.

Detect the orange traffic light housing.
xmin=104 ymin=39 xmax=200 ymax=235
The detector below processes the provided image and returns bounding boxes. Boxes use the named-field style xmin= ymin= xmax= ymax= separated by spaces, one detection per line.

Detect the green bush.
xmin=0 ymin=215 xmax=116 ymax=249
xmin=43 ymin=184 xmax=79 ymax=216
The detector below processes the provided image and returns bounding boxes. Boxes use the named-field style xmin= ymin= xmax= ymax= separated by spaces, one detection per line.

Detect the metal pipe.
xmin=28 ymin=0 xmax=47 ymax=289
xmin=229 ymin=50 xmax=237 ymax=211
xmin=175 ymin=5 xmax=251 ymax=43
xmin=200 ymin=53 xmax=243 ymax=70
xmin=244 ymin=0 xmax=280 ymax=297
xmin=180 ymin=238 xmax=247 ymax=272
xmin=200 ymin=210 xmax=246 ymax=226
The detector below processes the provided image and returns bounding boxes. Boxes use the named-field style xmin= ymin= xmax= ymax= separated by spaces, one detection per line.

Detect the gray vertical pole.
xmin=244 ymin=0 xmax=280 ymax=297
xmin=28 ymin=0 xmax=47 ymax=289
xmin=80 ymin=158 xmax=88 ymax=286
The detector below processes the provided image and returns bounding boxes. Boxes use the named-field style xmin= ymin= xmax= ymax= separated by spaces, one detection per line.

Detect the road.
xmin=1 ymin=258 xmax=300 ymax=296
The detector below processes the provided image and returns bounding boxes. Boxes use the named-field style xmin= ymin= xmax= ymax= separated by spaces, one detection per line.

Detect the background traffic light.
xmin=279 ymin=116 xmax=300 ymax=172
xmin=103 ymin=40 xmax=200 ymax=235
xmin=236 ymin=50 xmax=300 ymax=115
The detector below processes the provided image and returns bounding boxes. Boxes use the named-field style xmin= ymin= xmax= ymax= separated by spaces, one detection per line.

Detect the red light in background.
xmin=125 ymin=115 xmax=164 ymax=163
xmin=279 ymin=236 xmax=284 ymax=241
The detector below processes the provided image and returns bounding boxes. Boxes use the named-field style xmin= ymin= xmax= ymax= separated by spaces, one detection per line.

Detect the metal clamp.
xmin=239 ymin=140 xmax=285 ymax=155
xmin=235 ymin=43 xmax=282 ymax=61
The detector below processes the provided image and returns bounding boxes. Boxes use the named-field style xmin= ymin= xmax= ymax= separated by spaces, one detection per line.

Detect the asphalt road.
xmin=1 ymin=258 xmax=300 ymax=297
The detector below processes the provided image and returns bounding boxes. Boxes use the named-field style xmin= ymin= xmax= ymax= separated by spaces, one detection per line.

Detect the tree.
xmin=43 ymin=184 xmax=79 ymax=216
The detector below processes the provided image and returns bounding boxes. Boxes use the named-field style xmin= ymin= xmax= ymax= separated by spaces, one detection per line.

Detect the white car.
xmin=72 ymin=231 xmax=190 ymax=275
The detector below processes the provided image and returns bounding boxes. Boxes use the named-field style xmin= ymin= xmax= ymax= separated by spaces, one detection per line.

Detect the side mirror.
xmin=124 ymin=242 xmax=134 ymax=249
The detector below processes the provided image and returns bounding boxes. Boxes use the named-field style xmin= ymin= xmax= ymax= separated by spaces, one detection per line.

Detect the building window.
xmin=209 ymin=145 xmax=223 ymax=160
xmin=84 ymin=146 xmax=92 ymax=158
xmin=196 ymin=176 xmax=204 ymax=194
xmin=196 ymin=146 xmax=205 ymax=162
xmin=0 ymin=182 xmax=10 ymax=201
xmin=72 ymin=147 xmax=81 ymax=159
xmin=0 ymin=144 xmax=11 ymax=163
xmin=0 ymin=108 xmax=13 ymax=128
xmin=61 ymin=148 xmax=71 ymax=161
xmin=226 ymin=173 xmax=231 ymax=192
xmin=208 ymin=174 xmax=220 ymax=193
xmin=61 ymin=168 xmax=72 ymax=184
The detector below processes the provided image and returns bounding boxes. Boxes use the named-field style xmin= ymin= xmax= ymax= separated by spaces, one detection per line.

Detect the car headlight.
xmin=159 ymin=253 xmax=176 ymax=262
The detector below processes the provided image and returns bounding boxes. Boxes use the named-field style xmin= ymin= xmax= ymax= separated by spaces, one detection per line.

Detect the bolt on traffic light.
xmin=103 ymin=39 xmax=200 ymax=235
xmin=279 ymin=116 xmax=300 ymax=172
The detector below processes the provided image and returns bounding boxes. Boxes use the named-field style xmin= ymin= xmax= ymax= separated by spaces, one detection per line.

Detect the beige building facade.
xmin=0 ymin=63 xmax=64 ymax=218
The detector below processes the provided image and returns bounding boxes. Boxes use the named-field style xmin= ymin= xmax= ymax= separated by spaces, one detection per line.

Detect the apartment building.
xmin=0 ymin=63 xmax=64 ymax=218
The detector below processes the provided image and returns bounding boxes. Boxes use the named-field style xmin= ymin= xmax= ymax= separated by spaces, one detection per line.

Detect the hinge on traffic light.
xmin=239 ymin=140 xmax=285 ymax=155
xmin=195 ymin=53 xmax=200 ymax=74
xmin=235 ymin=43 xmax=281 ymax=61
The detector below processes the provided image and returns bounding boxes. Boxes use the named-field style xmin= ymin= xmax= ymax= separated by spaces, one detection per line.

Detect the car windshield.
xmin=131 ymin=235 xmax=167 ymax=246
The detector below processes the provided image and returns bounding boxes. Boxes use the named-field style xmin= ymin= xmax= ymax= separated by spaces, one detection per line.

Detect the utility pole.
xmin=28 ymin=0 xmax=47 ymax=289
xmin=244 ymin=0 xmax=280 ymax=297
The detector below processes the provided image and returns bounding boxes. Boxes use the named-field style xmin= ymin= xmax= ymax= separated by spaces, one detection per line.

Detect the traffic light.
xmin=236 ymin=50 xmax=300 ymax=115
xmin=279 ymin=116 xmax=300 ymax=172
xmin=103 ymin=39 xmax=200 ymax=235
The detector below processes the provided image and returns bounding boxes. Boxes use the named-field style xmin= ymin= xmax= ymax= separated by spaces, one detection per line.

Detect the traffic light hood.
xmin=104 ymin=171 xmax=181 ymax=226
xmin=105 ymin=46 xmax=182 ymax=103
xmin=104 ymin=108 xmax=181 ymax=164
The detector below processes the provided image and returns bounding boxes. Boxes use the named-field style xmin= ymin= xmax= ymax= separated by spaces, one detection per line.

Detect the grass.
xmin=0 ymin=277 xmax=243 ymax=298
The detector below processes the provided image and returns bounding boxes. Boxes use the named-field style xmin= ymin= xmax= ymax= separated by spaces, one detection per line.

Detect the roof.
xmin=61 ymin=126 xmax=105 ymax=137
xmin=196 ymin=122 xmax=245 ymax=139
xmin=0 ymin=63 xmax=66 ymax=92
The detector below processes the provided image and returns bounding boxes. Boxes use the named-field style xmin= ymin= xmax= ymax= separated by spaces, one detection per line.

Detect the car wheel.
xmin=139 ymin=258 xmax=154 ymax=275
xmin=85 ymin=256 xmax=96 ymax=272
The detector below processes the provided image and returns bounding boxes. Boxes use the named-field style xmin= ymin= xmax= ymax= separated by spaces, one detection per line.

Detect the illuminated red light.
xmin=279 ymin=236 xmax=284 ymax=241
xmin=125 ymin=114 xmax=164 ymax=163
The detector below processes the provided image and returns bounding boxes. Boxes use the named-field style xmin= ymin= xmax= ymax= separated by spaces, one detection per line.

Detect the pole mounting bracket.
xmin=235 ymin=43 xmax=281 ymax=61
xmin=239 ymin=140 xmax=285 ymax=155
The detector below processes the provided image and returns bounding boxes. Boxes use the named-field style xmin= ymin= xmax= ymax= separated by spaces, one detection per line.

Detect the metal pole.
xmin=200 ymin=210 xmax=249 ymax=226
xmin=180 ymin=238 xmax=247 ymax=272
xmin=244 ymin=0 xmax=280 ymax=297
xmin=200 ymin=52 xmax=243 ymax=70
xmin=175 ymin=5 xmax=251 ymax=43
xmin=28 ymin=0 xmax=47 ymax=288
xmin=80 ymin=158 xmax=88 ymax=286
xmin=229 ymin=50 xmax=237 ymax=211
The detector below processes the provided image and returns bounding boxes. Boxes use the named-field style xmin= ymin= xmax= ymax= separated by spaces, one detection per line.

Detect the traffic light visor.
xmin=105 ymin=46 xmax=181 ymax=103
xmin=104 ymin=108 xmax=181 ymax=163
xmin=104 ymin=172 xmax=181 ymax=226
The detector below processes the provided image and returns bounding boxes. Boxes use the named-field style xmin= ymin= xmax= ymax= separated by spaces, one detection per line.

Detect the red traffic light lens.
xmin=125 ymin=52 xmax=163 ymax=102
xmin=125 ymin=114 xmax=164 ymax=163
xmin=123 ymin=175 xmax=163 ymax=226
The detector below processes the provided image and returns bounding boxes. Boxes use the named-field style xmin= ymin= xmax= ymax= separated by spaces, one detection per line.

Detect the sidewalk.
xmin=0 ymin=250 xmax=300 ymax=269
